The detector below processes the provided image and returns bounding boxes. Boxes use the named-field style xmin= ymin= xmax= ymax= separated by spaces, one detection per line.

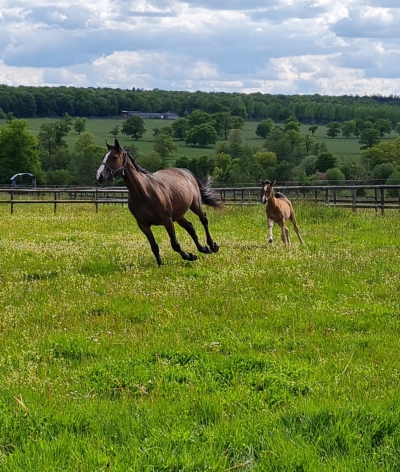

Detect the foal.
xmin=261 ymin=180 xmax=304 ymax=246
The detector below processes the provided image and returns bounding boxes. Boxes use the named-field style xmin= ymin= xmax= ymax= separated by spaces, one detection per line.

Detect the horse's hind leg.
xmin=164 ymin=219 xmax=197 ymax=262
xmin=197 ymin=211 xmax=219 ymax=253
xmin=177 ymin=217 xmax=211 ymax=254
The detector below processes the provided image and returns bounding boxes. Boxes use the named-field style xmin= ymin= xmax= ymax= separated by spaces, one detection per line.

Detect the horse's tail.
xmin=198 ymin=175 xmax=222 ymax=209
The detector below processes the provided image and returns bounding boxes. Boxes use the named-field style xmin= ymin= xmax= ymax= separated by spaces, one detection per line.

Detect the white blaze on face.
xmin=96 ymin=152 xmax=110 ymax=180
xmin=262 ymin=185 xmax=268 ymax=203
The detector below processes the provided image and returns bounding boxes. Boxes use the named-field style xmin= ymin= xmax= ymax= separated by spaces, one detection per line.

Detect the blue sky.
xmin=1 ymin=0 xmax=400 ymax=95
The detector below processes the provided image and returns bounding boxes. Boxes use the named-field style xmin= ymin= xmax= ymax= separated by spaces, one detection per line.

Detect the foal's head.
xmin=261 ymin=179 xmax=276 ymax=203
xmin=95 ymin=139 xmax=127 ymax=184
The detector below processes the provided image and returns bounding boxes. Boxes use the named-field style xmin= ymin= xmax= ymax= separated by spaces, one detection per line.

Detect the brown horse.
xmin=95 ymin=139 xmax=221 ymax=266
xmin=261 ymin=179 xmax=304 ymax=246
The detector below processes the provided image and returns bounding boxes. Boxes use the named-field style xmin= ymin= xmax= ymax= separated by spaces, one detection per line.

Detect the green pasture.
xmin=26 ymin=118 xmax=398 ymax=166
xmin=0 ymin=202 xmax=399 ymax=470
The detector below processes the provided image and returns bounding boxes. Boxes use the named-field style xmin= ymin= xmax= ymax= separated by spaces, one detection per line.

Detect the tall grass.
xmin=0 ymin=202 xmax=399 ymax=470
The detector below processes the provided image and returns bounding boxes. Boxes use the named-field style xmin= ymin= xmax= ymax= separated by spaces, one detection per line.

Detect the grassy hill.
xmin=25 ymin=118 xmax=399 ymax=167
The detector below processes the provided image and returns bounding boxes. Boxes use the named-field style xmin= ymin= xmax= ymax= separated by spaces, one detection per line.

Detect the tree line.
xmin=2 ymin=85 xmax=400 ymax=124
xmin=1 ymin=108 xmax=400 ymax=188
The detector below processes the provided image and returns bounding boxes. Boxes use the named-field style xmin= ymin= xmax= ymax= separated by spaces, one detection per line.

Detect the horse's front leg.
xmin=164 ymin=219 xmax=197 ymax=262
xmin=177 ymin=217 xmax=211 ymax=254
xmin=137 ymin=221 xmax=162 ymax=266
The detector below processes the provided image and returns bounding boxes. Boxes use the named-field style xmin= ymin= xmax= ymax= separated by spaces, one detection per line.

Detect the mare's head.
xmin=261 ymin=179 xmax=276 ymax=203
xmin=95 ymin=139 xmax=127 ymax=184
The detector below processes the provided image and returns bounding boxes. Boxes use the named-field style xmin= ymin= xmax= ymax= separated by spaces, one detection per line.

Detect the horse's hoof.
xmin=268 ymin=239 xmax=273 ymax=244
xmin=211 ymin=242 xmax=219 ymax=253
xmin=202 ymin=246 xmax=212 ymax=254
xmin=186 ymin=253 xmax=197 ymax=261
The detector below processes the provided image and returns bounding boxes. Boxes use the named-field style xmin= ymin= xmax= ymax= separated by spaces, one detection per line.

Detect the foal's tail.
xmin=198 ymin=176 xmax=222 ymax=209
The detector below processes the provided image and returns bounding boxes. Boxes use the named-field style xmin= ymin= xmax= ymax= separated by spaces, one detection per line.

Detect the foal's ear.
xmin=272 ymin=180 xmax=276 ymax=186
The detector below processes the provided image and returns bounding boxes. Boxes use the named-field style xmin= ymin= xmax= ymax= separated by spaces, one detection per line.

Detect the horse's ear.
xmin=114 ymin=138 xmax=121 ymax=152
xmin=261 ymin=180 xmax=265 ymax=185
xmin=272 ymin=180 xmax=276 ymax=186
xmin=105 ymin=140 xmax=111 ymax=149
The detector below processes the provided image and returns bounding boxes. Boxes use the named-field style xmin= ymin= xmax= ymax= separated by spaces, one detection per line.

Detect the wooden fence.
xmin=0 ymin=185 xmax=399 ymax=214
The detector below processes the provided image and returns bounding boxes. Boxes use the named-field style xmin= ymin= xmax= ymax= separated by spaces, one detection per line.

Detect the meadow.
xmin=0 ymin=201 xmax=399 ymax=471
xmin=26 ymin=118 xmax=397 ymax=165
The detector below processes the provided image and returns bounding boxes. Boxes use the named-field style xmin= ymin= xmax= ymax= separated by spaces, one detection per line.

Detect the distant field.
xmin=0 ymin=202 xmax=399 ymax=470
xmin=25 ymin=118 xmax=398 ymax=165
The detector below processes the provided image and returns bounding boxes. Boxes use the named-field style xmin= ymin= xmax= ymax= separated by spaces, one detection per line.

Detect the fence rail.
xmin=0 ymin=185 xmax=399 ymax=214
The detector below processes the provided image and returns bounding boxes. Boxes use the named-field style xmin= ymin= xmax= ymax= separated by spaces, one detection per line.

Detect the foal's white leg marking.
xmin=268 ymin=218 xmax=274 ymax=243
xmin=96 ymin=152 xmax=110 ymax=180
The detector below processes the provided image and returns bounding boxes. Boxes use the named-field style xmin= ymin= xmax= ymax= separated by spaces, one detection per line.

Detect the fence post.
xmin=95 ymin=188 xmax=99 ymax=213
xmin=351 ymin=188 xmax=357 ymax=212
xmin=54 ymin=191 xmax=57 ymax=214
xmin=380 ymin=188 xmax=385 ymax=215
xmin=10 ymin=191 xmax=14 ymax=215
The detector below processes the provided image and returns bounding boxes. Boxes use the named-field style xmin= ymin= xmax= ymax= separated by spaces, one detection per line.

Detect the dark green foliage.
xmin=0 ymin=119 xmax=41 ymax=183
xmin=121 ymin=116 xmax=146 ymax=140
xmin=316 ymin=152 xmax=337 ymax=172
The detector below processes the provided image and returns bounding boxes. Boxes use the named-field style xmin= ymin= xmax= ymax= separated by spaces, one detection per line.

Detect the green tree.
xmin=74 ymin=132 xmax=96 ymax=155
xmin=255 ymin=118 xmax=274 ymax=138
xmin=171 ymin=118 xmax=189 ymax=140
xmin=374 ymin=119 xmax=392 ymax=138
xmin=188 ymin=110 xmax=214 ymax=128
xmin=359 ymin=128 xmax=381 ymax=149
xmin=137 ymin=152 xmax=164 ymax=172
xmin=284 ymin=120 xmax=300 ymax=133
xmin=0 ymin=119 xmax=41 ymax=183
xmin=153 ymin=133 xmax=177 ymax=158
xmin=73 ymin=144 xmax=105 ymax=185
xmin=395 ymin=122 xmax=400 ymax=136
xmin=316 ymin=152 xmax=336 ymax=172
xmin=185 ymin=124 xmax=218 ymax=147
xmin=341 ymin=120 xmax=356 ymax=138
xmin=326 ymin=121 xmax=342 ymax=138
xmin=38 ymin=123 xmax=58 ymax=154
xmin=121 ymin=116 xmax=147 ymax=140
xmin=110 ymin=125 xmax=120 ymax=138
xmin=308 ymin=124 xmax=318 ymax=136
xmin=73 ymin=117 xmax=87 ymax=134
xmin=303 ymin=134 xmax=315 ymax=154
xmin=325 ymin=167 xmax=345 ymax=185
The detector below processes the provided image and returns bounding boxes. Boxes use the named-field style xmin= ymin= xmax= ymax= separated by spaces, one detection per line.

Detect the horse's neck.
xmin=123 ymin=159 xmax=148 ymax=196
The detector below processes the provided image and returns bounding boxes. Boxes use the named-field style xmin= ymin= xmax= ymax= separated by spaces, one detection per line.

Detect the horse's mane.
xmin=125 ymin=149 xmax=151 ymax=175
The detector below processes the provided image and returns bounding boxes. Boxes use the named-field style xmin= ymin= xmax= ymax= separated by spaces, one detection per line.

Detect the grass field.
xmin=26 ymin=118 xmax=398 ymax=166
xmin=0 ymin=202 xmax=399 ymax=470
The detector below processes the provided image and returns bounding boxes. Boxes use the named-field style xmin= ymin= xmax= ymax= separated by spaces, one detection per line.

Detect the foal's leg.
xmin=164 ymin=218 xmax=197 ymax=262
xmin=279 ymin=220 xmax=289 ymax=246
xmin=137 ymin=221 xmax=162 ymax=266
xmin=177 ymin=217 xmax=211 ymax=254
xmin=267 ymin=218 xmax=274 ymax=243
xmin=289 ymin=212 xmax=304 ymax=244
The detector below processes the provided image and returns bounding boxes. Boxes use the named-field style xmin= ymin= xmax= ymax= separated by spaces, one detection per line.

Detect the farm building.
xmin=120 ymin=111 xmax=179 ymax=120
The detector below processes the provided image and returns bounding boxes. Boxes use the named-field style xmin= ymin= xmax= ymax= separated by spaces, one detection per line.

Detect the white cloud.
xmin=0 ymin=0 xmax=399 ymax=95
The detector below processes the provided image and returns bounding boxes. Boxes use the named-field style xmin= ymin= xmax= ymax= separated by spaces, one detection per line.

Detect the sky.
xmin=1 ymin=0 xmax=400 ymax=96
